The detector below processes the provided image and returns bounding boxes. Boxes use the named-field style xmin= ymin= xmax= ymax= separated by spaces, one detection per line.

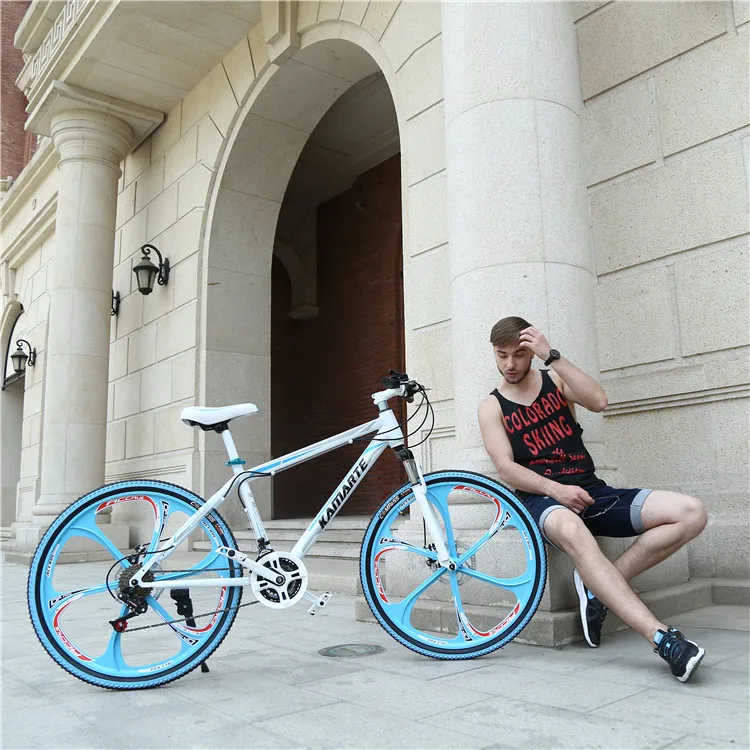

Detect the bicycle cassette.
xmin=251 ymin=551 xmax=308 ymax=609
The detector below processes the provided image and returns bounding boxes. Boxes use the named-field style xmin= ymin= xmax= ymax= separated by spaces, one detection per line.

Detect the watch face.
xmin=550 ymin=349 xmax=560 ymax=359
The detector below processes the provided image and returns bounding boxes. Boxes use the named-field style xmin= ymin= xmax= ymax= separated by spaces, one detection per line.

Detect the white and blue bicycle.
xmin=28 ymin=371 xmax=546 ymax=689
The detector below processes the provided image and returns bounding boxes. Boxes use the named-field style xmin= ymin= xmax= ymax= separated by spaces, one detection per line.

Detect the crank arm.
xmin=216 ymin=546 xmax=287 ymax=585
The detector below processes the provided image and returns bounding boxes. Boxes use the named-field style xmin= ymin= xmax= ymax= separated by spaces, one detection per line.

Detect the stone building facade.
xmin=1 ymin=0 xmax=748 ymax=642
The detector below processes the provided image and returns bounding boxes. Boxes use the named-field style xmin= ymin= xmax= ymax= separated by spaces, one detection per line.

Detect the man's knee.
xmin=544 ymin=510 xmax=593 ymax=554
xmin=682 ymin=495 xmax=708 ymax=537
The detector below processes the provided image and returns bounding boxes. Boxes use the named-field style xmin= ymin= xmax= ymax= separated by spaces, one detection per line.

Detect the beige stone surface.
xmin=406 ymin=323 xmax=453 ymax=405
xmin=141 ymin=361 xmax=172 ymax=411
xmin=656 ymin=30 xmax=750 ymax=156
xmin=177 ymin=164 xmax=212 ymax=219
xmin=181 ymin=74 xmax=211 ymax=135
xmin=406 ymin=170 xmax=447 ymax=256
xmin=116 ymin=182 xmax=136 ymax=229
xmin=396 ymin=35 xmax=443 ymax=120
xmin=405 ymin=102 xmax=445 ymax=186
xmin=571 ymin=1 xmax=609 ymax=22
xmin=205 ymin=268 xmax=270 ymax=355
xmin=151 ymin=103 xmax=182 ymax=161
xmin=578 ymin=1 xmax=726 ymax=99
xmin=142 ymin=275 xmax=175 ymax=326
xmin=221 ymin=115 xmax=308 ymax=202
xmin=113 ymin=372 xmax=141 ymax=420
xmin=735 ymin=0 xmax=750 ymax=27
xmin=582 ymin=78 xmax=654 ymax=185
xmin=361 ymin=1 xmax=400 ymax=41
xmin=405 ymin=245 xmax=449 ymax=330
xmin=135 ymin=159 xmax=165 ymax=213
xmin=120 ymin=209 xmax=148 ymax=265
xmin=595 ymin=266 xmax=676 ymax=370
xmin=197 ymin=116 xmax=224 ymax=167
xmin=318 ymin=1 xmax=343 ymax=22
xmin=123 ymin=139 xmax=151 ymax=187
xmin=223 ymin=36 xmax=255 ymax=105
xmin=675 ymin=245 xmax=749 ymax=356
xmin=159 ymin=209 xmax=204 ymax=267
xmin=125 ymin=412 xmax=155 ymax=459
xmin=446 ymin=100 xmax=543 ymax=273
xmin=146 ymin=182 xmax=179 ymax=238
xmin=127 ymin=323 xmax=156 ymax=374
xmin=208 ymin=190 xmax=278 ymax=276
xmin=154 ymin=403 xmax=194 ymax=453
xmin=156 ymin=302 xmax=197 ymax=360
xmin=591 ymin=143 xmax=749 ymax=274
xmin=297 ymin=1 xmax=320 ymax=32
xmin=171 ymin=349 xmax=196 ymax=403
xmin=108 ymin=337 xmax=128 ymax=381
xmin=380 ymin=1 xmax=440 ymax=72
xmin=172 ymin=254 xmax=199 ymax=309
xmin=247 ymin=23 xmax=270 ymax=75
xmin=106 ymin=420 xmax=126 ymax=463
xmin=164 ymin=125 xmax=198 ymax=187
xmin=210 ymin=62 xmax=239 ymax=138
xmin=340 ymin=0 xmax=368 ymax=26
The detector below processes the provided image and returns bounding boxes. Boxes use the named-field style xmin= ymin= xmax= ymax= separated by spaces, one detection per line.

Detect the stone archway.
xmin=201 ymin=33 xmax=405 ymax=525
xmin=1 ymin=302 xmax=26 ymax=535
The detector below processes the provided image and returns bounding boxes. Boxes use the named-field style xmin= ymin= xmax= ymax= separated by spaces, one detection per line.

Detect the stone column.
xmin=438 ymin=2 xmax=607 ymax=643
xmin=442 ymin=2 xmax=603 ymax=473
xmin=17 ymin=109 xmax=133 ymax=547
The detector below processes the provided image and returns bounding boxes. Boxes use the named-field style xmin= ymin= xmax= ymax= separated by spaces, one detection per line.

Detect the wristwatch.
xmin=544 ymin=349 xmax=561 ymax=366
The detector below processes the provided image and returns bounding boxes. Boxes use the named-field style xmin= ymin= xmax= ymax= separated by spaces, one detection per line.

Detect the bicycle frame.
xmin=132 ymin=390 xmax=453 ymax=591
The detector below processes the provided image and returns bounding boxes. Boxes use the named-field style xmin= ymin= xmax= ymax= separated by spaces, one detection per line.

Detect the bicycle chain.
xmin=118 ymin=567 xmax=257 ymax=633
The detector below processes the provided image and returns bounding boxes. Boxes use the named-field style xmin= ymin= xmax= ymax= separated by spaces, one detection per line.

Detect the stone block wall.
xmin=575 ymin=1 xmax=749 ymax=579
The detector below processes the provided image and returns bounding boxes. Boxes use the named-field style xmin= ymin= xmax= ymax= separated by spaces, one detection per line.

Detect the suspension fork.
xmin=395 ymin=447 xmax=456 ymax=570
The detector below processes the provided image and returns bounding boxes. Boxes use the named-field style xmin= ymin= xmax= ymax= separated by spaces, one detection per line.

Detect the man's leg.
xmin=544 ymin=508 xmax=666 ymax=643
xmin=613 ymin=491 xmax=707 ymax=581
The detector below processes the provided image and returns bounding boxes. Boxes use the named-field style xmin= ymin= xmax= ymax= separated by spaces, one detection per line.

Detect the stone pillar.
xmin=17 ymin=109 xmax=133 ymax=548
xmin=442 ymin=2 xmax=603 ymax=473
xmin=437 ymin=2 xmax=611 ymax=643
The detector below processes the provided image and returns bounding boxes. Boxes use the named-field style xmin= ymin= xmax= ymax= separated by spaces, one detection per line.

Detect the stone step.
xmin=233 ymin=528 xmax=366 ymax=544
xmin=354 ymin=578 xmax=714 ymax=648
xmin=261 ymin=516 xmax=372 ymax=531
xmin=193 ymin=538 xmax=362 ymax=561
xmin=305 ymin=557 xmax=362 ymax=596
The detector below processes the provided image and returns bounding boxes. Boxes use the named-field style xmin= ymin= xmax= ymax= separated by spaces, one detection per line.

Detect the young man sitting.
xmin=478 ymin=316 xmax=708 ymax=682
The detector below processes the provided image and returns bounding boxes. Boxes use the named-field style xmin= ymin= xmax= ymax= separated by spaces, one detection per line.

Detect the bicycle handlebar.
xmin=378 ymin=370 xmax=422 ymax=403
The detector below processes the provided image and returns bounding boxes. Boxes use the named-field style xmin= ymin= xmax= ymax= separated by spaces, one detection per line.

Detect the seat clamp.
xmin=225 ymin=458 xmax=246 ymax=466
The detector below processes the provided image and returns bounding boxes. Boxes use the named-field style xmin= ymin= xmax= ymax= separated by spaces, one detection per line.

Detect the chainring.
xmin=250 ymin=551 xmax=308 ymax=609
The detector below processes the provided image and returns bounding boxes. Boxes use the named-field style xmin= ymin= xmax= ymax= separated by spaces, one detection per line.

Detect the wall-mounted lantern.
xmin=11 ymin=339 xmax=36 ymax=375
xmin=111 ymin=290 xmax=121 ymax=317
xmin=133 ymin=243 xmax=170 ymax=295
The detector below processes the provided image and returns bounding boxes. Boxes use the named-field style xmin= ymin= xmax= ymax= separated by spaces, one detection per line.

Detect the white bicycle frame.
xmin=131 ymin=385 xmax=454 ymax=591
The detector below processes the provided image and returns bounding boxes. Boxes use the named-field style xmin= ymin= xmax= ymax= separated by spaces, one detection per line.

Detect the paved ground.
xmin=2 ymin=560 xmax=748 ymax=749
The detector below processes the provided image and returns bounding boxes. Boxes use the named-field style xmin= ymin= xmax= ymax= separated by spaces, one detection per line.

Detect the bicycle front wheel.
xmin=360 ymin=470 xmax=546 ymax=658
xmin=28 ymin=480 xmax=243 ymax=689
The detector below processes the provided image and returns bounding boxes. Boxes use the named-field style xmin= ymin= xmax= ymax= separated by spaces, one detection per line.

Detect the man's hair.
xmin=490 ymin=316 xmax=531 ymax=347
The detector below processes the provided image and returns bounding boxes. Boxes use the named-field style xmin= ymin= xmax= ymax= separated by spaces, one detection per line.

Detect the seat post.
xmin=221 ymin=429 xmax=245 ymax=474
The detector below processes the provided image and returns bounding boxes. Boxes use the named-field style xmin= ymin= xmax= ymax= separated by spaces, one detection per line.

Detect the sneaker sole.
xmin=573 ymin=570 xmax=598 ymax=648
xmin=677 ymin=647 xmax=705 ymax=682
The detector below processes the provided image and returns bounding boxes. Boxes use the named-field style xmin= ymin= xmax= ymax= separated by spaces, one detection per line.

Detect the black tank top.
xmin=491 ymin=370 xmax=599 ymax=493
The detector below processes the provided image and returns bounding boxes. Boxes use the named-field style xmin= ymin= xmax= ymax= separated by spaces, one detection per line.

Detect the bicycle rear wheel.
xmin=28 ymin=480 xmax=243 ymax=689
xmin=360 ymin=470 xmax=546 ymax=658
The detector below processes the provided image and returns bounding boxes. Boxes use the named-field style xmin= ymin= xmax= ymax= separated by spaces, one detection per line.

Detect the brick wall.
xmin=0 ymin=1 xmax=30 ymax=180
xmin=271 ymin=154 xmax=406 ymax=518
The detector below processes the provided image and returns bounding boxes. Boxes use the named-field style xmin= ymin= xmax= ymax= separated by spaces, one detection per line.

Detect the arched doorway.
xmin=202 ymin=36 xmax=404 ymax=526
xmin=1 ymin=303 xmax=26 ymax=536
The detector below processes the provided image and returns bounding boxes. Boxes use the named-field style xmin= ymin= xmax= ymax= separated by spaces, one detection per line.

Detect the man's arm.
xmin=518 ymin=327 xmax=608 ymax=413
xmin=478 ymin=398 xmax=593 ymax=513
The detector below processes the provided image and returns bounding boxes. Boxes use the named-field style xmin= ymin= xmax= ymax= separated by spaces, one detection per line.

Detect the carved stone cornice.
xmin=27 ymin=81 xmax=163 ymax=148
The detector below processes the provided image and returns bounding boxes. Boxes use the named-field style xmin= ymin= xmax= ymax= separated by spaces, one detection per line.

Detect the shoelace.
xmin=657 ymin=630 xmax=686 ymax=658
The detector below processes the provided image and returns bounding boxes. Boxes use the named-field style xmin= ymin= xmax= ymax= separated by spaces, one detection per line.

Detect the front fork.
xmin=397 ymin=449 xmax=456 ymax=571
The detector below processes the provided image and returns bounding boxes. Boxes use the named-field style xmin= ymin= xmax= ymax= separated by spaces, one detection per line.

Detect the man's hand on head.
xmin=551 ymin=484 xmax=594 ymax=514
xmin=518 ymin=326 xmax=552 ymax=362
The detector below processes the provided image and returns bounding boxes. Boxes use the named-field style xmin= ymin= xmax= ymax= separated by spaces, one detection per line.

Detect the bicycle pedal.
xmin=304 ymin=591 xmax=332 ymax=616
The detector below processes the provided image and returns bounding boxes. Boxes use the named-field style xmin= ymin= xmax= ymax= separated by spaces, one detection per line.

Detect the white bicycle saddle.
xmin=181 ymin=403 xmax=258 ymax=429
